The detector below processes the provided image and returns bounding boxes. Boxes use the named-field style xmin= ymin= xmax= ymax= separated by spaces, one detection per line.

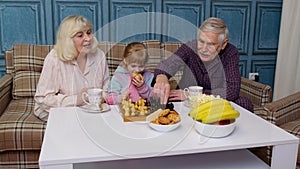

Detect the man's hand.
xmin=153 ymin=74 xmax=170 ymax=104
xmin=169 ymin=89 xmax=186 ymax=101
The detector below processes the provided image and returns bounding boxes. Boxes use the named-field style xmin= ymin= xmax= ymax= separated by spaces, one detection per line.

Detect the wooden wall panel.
xmin=109 ymin=0 xmax=156 ymax=42
xmin=53 ymin=0 xmax=104 ymax=41
xmin=162 ymin=0 xmax=205 ymax=42
xmin=253 ymin=60 xmax=276 ymax=89
xmin=0 ymin=0 xmax=283 ymax=89
xmin=0 ymin=1 xmax=46 ymax=55
xmin=239 ymin=60 xmax=247 ymax=77
xmin=212 ymin=1 xmax=251 ymax=55
xmin=254 ymin=2 xmax=282 ymax=54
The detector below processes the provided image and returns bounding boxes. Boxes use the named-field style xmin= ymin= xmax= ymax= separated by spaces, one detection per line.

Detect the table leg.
xmin=271 ymin=143 xmax=298 ymax=169
xmin=40 ymin=163 xmax=73 ymax=169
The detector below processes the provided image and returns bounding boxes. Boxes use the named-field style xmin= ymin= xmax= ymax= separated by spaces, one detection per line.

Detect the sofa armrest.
xmin=5 ymin=49 xmax=14 ymax=74
xmin=264 ymin=92 xmax=300 ymax=126
xmin=240 ymin=77 xmax=272 ymax=107
xmin=0 ymin=74 xmax=13 ymax=116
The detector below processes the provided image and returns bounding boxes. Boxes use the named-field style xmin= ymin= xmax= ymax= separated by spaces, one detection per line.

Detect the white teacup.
xmin=82 ymin=88 xmax=103 ymax=106
xmin=184 ymin=86 xmax=203 ymax=98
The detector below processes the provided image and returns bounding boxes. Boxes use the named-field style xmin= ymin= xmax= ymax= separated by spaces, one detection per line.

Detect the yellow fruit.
xmin=189 ymin=105 xmax=202 ymax=119
xmin=201 ymin=109 xmax=240 ymax=124
xmin=199 ymin=99 xmax=230 ymax=112
xmin=131 ymin=72 xmax=142 ymax=81
xmin=196 ymin=104 xmax=234 ymax=121
xmin=189 ymin=98 xmax=240 ymax=124
xmin=189 ymin=99 xmax=230 ymax=119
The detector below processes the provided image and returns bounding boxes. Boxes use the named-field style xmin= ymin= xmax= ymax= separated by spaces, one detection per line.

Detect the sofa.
xmin=263 ymin=92 xmax=300 ymax=168
xmin=0 ymin=41 xmax=273 ymax=168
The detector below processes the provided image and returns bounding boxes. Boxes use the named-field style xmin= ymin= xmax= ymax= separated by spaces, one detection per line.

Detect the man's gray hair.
xmin=199 ymin=17 xmax=229 ymax=45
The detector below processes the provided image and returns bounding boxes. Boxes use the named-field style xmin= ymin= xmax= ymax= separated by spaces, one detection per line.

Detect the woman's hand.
xmin=76 ymin=88 xmax=88 ymax=106
xmin=153 ymin=74 xmax=170 ymax=104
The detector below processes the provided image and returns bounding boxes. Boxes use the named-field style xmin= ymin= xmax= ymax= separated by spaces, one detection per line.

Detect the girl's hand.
xmin=132 ymin=75 xmax=145 ymax=88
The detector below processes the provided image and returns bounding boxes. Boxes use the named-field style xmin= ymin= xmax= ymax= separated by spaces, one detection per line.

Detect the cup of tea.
xmin=82 ymin=88 xmax=103 ymax=106
xmin=184 ymin=86 xmax=203 ymax=98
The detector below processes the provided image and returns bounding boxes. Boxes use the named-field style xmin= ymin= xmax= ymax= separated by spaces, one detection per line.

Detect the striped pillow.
xmin=161 ymin=42 xmax=183 ymax=84
xmin=12 ymin=71 xmax=41 ymax=98
xmin=12 ymin=44 xmax=53 ymax=98
xmin=98 ymin=42 xmax=125 ymax=77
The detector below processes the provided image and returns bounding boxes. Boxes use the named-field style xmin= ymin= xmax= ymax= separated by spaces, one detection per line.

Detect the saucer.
xmin=79 ymin=103 xmax=110 ymax=113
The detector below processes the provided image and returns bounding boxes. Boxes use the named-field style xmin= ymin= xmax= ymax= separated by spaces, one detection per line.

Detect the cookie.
xmin=151 ymin=119 xmax=160 ymax=124
xmin=169 ymin=110 xmax=178 ymax=115
xmin=158 ymin=116 xmax=171 ymax=125
xmin=167 ymin=113 xmax=181 ymax=123
xmin=160 ymin=109 xmax=170 ymax=117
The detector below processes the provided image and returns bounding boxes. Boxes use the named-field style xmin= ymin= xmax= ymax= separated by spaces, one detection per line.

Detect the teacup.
xmin=82 ymin=88 xmax=103 ymax=106
xmin=184 ymin=86 xmax=203 ymax=98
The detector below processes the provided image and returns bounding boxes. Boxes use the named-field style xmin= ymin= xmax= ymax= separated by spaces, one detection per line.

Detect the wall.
xmin=0 ymin=0 xmax=282 ymax=89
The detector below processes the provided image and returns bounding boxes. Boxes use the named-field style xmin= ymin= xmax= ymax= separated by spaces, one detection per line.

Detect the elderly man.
xmin=152 ymin=17 xmax=253 ymax=112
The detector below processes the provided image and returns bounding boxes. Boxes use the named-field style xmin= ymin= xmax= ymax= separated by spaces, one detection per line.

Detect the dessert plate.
xmin=79 ymin=103 xmax=110 ymax=113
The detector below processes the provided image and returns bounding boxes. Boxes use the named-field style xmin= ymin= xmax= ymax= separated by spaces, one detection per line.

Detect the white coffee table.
xmin=39 ymin=102 xmax=299 ymax=169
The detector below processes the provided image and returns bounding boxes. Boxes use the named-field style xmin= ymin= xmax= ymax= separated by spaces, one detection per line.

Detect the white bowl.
xmin=146 ymin=109 xmax=181 ymax=132
xmin=194 ymin=119 xmax=236 ymax=138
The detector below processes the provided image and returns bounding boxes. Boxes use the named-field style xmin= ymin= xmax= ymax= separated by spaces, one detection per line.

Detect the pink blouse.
xmin=34 ymin=48 xmax=110 ymax=121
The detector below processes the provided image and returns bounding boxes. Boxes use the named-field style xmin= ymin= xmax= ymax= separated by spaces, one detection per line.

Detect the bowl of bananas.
xmin=189 ymin=98 xmax=240 ymax=138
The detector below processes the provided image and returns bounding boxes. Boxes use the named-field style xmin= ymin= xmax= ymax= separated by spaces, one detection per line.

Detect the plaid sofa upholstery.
xmin=0 ymin=44 xmax=51 ymax=168
xmin=240 ymin=77 xmax=273 ymax=119
xmin=264 ymin=92 xmax=300 ymax=167
xmin=249 ymin=91 xmax=300 ymax=168
xmin=0 ymin=42 xmax=274 ymax=168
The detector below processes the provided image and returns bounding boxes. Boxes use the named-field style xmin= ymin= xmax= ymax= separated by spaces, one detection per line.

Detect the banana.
xmin=189 ymin=99 xmax=230 ymax=117
xmin=189 ymin=99 xmax=230 ymax=119
xmin=196 ymin=104 xmax=234 ymax=121
xmin=188 ymin=98 xmax=240 ymax=124
xmin=189 ymin=105 xmax=202 ymax=119
xmin=198 ymin=99 xmax=230 ymax=112
xmin=201 ymin=109 xmax=240 ymax=124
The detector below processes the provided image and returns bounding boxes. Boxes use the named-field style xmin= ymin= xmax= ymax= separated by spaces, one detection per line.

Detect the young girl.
xmin=106 ymin=42 xmax=153 ymax=105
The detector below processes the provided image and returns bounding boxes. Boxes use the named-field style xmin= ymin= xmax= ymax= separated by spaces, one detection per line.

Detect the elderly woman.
xmin=152 ymin=17 xmax=253 ymax=112
xmin=34 ymin=15 xmax=110 ymax=121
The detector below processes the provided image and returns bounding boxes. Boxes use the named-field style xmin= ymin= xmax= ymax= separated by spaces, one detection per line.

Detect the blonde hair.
xmin=123 ymin=42 xmax=148 ymax=65
xmin=199 ymin=17 xmax=229 ymax=45
xmin=54 ymin=15 xmax=99 ymax=61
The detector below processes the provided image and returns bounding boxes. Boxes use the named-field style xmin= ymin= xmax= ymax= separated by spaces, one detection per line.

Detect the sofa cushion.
xmin=0 ymin=98 xmax=46 ymax=152
xmin=98 ymin=42 xmax=126 ymax=77
xmin=0 ymin=150 xmax=40 ymax=168
xmin=12 ymin=44 xmax=53 ymax=99
xmin=280 ymin=118 xmax=300 ymax=164
xmin=161 ymin=42 xmax=183 ymax=85
xmin=13 ymin=44 xmax=52 ymax=72
xmin=143 ymin=40 xmax=161 ymax=72
xmin=240 ymin=78 xmax=272 ymax=107
xmin=12 ymin=71 xmax=41 ymax=98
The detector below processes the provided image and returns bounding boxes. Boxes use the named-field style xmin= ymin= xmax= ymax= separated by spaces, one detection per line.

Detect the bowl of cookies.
xmin=146 ymin=108 xmax=181 ymax=132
